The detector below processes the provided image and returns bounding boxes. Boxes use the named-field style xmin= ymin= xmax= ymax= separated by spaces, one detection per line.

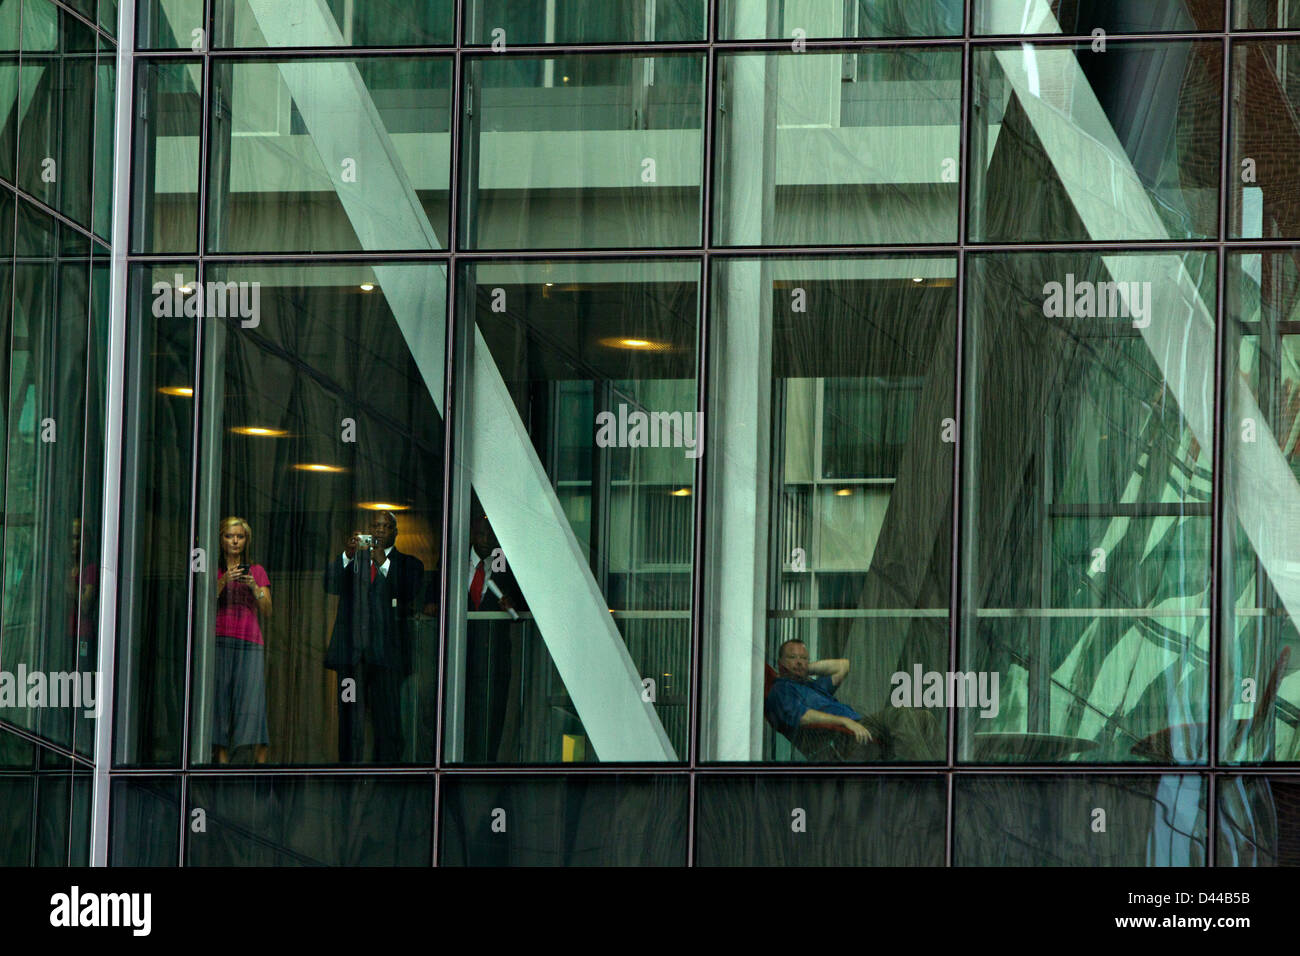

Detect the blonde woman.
xmin=214 ymin=516 xmax=272 ymax=763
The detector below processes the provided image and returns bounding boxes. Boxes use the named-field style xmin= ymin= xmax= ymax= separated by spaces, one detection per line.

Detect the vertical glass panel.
xmin=216 ymin=0 xmax=454 ymax=48
xmin=448 ymin=260 xmax=696 ymax=764
xmin=72 ymin=247 xmax=109 ymax=758
xmin=115 ymin=263 xmax=197 ymax=768
xmin=2 ymin=203 xmax=90 ymax=750
xmin=461 ymin=54 xmax=704 ymax=250
xmin=1230 ymin=42 xmax=1300 ymax=239
xmin=137 ymin=0 xmax=203 ymax=50
xmin=206 ymin=57 xmax=451 ymax=253
xmin=18 ymin=0 xmax=97 ymax=226
xmin=963 ymin=252 xmax=1214 ymax=764
xmin=34 ymin=769 xmax=90 ymax=866
xmin=467 ymin=0 xmax=706 ymax=44
xmin=958 ymin=774 xmax=1207 ymax=865
xmin=99 ymin=0 xmax=117 ymax=36
xmin=705 ymin=257 xmax=955 ymax=763
xmin=1219 ymin=775 xmax=1300 ymax=865
xmin=131 ymin=59 xmax=201 ymax=254
xmin=0 ymin=777 xmax=34 ymax=863
xmin=110 ymin=776 xmax=180 ymax=865
xmin=970 ymin=41 xmax=1221 ymax=242
xmin=696 ymin=775 xmax=946 ymax=865
xmin=0 ymin=189 xmax=11 ymax=563
xmin=0 ymin=0 xmax=19 ymax=184
xmin=92 ymin=37 xmax=114 ymax=241
xmin=0 ymin=757 xmax=86 ymax=866
xmin=1222 ymin=252 xmax=1300 ymax=763
xmin=185 ymin=262 xmax=446 ymax=767
xmin=1234 ymin=0 xmax=1300 ymax=29
xmin=185 ymin=776 xmax=433 ymax=865
xmin=713 ymin=49 xmax=960 ymax=247
xmin=975 ymin=1 xmax=1223 ymax=34
xmin=440 ymin=775 xmax=688 ymax=865
xmin=0 ymin=725 xmax=36 ymax=767
xmin=721 ymin=0 xmax=963 ymax=39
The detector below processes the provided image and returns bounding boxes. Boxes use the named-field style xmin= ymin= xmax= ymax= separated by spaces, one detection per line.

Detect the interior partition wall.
xmin=7 ymin=0 xmax=1300 ymax=867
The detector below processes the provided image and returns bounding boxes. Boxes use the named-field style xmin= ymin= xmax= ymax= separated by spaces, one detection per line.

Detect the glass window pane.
xmin=467 ymin=0 xmax=706 ymax=44
xmin=185 ymin=262 xmax=446 ymax=767
xmin=110 ymin=776 xmax=180 ymax=865
xmin=714 ymin=49 xmax=960 ymax=247
xmin=1230 ymin=41 xmax=1300 ymax=239
xmin=215 ymin=0 xmax=455 ymax=48
xmin=0 ymin=0 xmax=20 ymax=184
xmin=99 ymin=0 xmax=117 ymax=35
xmin=1219 ymin=775 xmax=1300 ymax=865
xmin=448 ymin=260 xmax=697 ymax=764
xmin=2 ymin=202 xmax=90 ymax=751
xmin=93 ymin=37 xmax=114 ymax=241
xmin=136 ymin=0 xmax=202 ymax=50
xmin=206 ymin=57 xmax=451 ymax=253
xmin=73 ymin=249 xmax=110 ymax=759
xmin=721 ymin=0 xmax=962 ymax=39
xmin=131 ymin=59 xmax=202 ymax=254
xmin=185 ymin=776 xmax=433 ymax=865
xmin=1223 ymin=252 xmax=1300 ymax=764
xmin=963 ymin=252 xmax=1214 ymax=764
xmin=0 ymin=777 xmax=35 ymax=864
xmin=696 ymin=775 xmax=946 ymax=865
xmin=1234 ymin=0 xmax=1300 ymax=29
xmin=705 ymin=257 xmax=955 ymax=763
xmin=440 ymin=775 xmax=688 ymax=865
xmin=957 ymin=774 xmax=1207 ymax=865
xmin=114 ymin=264 xmax=197 ymax=768
xmin=461 ymin=54 xmax=704 ymax=250
xmin=975 ymin=1 xmax=1223 ymax=34
xmin=970 ymin=41 xmax=1221 ymax=242
xmin=18 ymin=0 xmax=97 ymax=227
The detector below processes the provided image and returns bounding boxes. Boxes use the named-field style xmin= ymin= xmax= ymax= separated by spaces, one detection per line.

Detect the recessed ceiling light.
xmin=360 ymin=283 xmax=375 ymax=292
xmin=293 ymin=463 xmax=345 ymax=473
xmin=600 ymin=336 xmax=668 ymax=351
xmin=358 ymin=502 xmax=409 ymax=511
xmin=158 ymin=386 xmax=194 ymax=397
xmin=231 ymin=426 xmax=288 ymax=437
xmin=835 ymin=488 xmax=853 ymax=496
xmin=912 ymin=276 xmax=924 ymax=284
xmin=671 ymin=487 xmax=691 ymax=497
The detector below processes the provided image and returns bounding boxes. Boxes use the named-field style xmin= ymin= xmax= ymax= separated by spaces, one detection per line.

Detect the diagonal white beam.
xmin=244 ymin=0 xmax=675 ymax=760
xmin=986 ymin=2 xmax=1300 ymax=635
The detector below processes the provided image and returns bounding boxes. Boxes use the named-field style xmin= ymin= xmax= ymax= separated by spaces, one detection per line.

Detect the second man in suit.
xmin=324 ymin=510 xmax=423 ymax=763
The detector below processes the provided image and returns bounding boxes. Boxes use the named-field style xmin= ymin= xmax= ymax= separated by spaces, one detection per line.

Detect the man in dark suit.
xmin=423 ymin=508 xmax=527 ymax=761
xmin=324 ymin=510 xmax=424 ymax=763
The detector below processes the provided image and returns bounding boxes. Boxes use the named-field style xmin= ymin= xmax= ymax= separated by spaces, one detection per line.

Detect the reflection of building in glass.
xmin=4 ymin=0 xmax=1300 ymax=866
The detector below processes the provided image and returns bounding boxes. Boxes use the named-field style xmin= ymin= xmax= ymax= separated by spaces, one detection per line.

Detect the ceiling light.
xmin=293 ymin=463 xmax=345 ymax=473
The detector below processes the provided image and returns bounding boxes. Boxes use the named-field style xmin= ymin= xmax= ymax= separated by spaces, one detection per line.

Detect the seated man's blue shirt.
xmin=766 ymin=674 xmax=862 ymax=737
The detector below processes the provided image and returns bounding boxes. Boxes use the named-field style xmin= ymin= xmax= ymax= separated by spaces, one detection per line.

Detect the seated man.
xmin=765 ymin=639 xmax=941 ymax=761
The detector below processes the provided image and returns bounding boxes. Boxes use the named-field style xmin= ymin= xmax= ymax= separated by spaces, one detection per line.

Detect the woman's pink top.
xmin=216 ymin=564 xmax=270 ymax=644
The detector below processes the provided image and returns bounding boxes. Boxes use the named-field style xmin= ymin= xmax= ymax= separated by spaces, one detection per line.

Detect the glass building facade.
xmin=5 ymin=0 xmax=1300 ymax=866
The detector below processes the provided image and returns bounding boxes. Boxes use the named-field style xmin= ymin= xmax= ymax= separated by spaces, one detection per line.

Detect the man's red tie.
xmin=370 ymin=561 xmax=377 ymax=583
xmin=469 ymin=561 xmax=485 ymax=609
